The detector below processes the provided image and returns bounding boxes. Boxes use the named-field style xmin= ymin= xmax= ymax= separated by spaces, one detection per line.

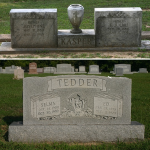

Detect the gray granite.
xmin=114 ymin=64 xmax=132 ymax=74
xmin=79 ymin=66 xmax=86 ymax=73
xmin=0 ymin=67 xmax=3 ymax=73
xmin=116 ymin=68 xmax=123 ymax=76
xmin=88 ymin=65 xmax=101 ymax=74
xmin=23 ymin=75 xmax=131 ymax=125
xmin=10 ymin=9 xmax=57 ymax=48
xmin=58 ymin=29 xmax=95 ymax=48
xmin=37 ymin=68 xmax=44 ymax=73
xmin=9 ymin=121 xmax=144 ymax=142
xmin=139 ymin=68 xmax=148 ymax=73
xmin=1 ymin=40 xmax=150 ymax=53
xmin=94 ymin=7 xmax=142 ymax=47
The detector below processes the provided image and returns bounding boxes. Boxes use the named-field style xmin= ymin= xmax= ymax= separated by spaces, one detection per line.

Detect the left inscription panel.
xmin=10 ymin=9 xmax=57 ymax=48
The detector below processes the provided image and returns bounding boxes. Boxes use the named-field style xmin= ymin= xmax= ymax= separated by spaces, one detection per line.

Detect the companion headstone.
xmin=139 ymin=68 xmax=148 ymax=73
xmin=28 ymin=62 xmax=38 ymax=74
xmin=116 ymin=68 xmax=123 ymax=76
xmin=9 ymin=75 xmax=144 ymax=142
xmin=10 ymin=9 xmax=57 ymax=48
xmin=55 ymin=64 xmax=75 ymax=74
xmin=88 ymin=65 xmax=101 ymax=74
xmin=114 ymin=64 xmax=132 ymax=74
xmin=79 ymin=66 xmax=86 ymax=73
xmin=94 ymin=8 xmax=142 ymax=47
xmin=37 ymin=68 xmax=44 ymax=73
xmin=14 ymin=69 xmax=24 ymax=79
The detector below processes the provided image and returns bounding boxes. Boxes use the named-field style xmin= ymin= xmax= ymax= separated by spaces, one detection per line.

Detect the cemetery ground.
xmin=0 ymin=0 xmax=150 ymax=58
xmin=0 ymin=73 xmax=150 ymax=149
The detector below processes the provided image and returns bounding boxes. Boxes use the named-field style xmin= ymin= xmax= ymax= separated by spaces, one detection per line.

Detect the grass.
xmin=0 ymin=0 xmax=150 ymax=34
xmin=0 ymin=73 xmax=150 ymax=149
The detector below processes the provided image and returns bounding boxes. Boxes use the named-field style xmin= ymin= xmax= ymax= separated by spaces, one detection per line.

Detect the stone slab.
xmin=28 ymin=62 xmax=38 ymax=74
xmin=10 ymin=9 xmax=57 ymax=48
xmin=1 ymin=40 xmax=150 ymax=53
xmin=114 ymin=64 xmax=131 ymax=74
xmin=116 ymin=68 xmax=123 ymax=76
xmin=14 ymin=69 xmax=24 ymax=79
xmin=58 ymin=29 xmax=95 ymax=48
xmin=9 ymin=121 xmax=144 ymax=142
xmin=95 ymin=7 xmax=142 ymax=47
xmin=139 ymin=68 xmax=148 ymax=73
xmin=23 ymin=75 xmax=131 ymax=125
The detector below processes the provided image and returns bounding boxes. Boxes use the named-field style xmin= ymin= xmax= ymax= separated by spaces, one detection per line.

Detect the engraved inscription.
xmin=94 ymin=97 xmax=122 ymax=117
xmin=31 ymin=97 xmax=60 ymax=120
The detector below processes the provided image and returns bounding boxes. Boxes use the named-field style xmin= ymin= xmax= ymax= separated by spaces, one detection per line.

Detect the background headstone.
xmin=139 ymin=68 xmax=148 ymax=73
xmin=28 ymin=62 xmax=38 ymax=74
xmin=10 ymin=9 xmax=57 ymax=48
xmin=55 ymin=64 xmax=75 ymax=74
xmin=116 ymin=68 xmax=123 ymax=76
xmin=79 ymin=66 xmax=86 ymax=73
xmin=14 ymin=69 xmax=24 ymax=79
xmin=95 ymin=8 xmax=142 ymax=47
xmin=88 ymin=65 xmax=101 ymax=74
xmin=37 ymin=68 xmax=44 ymax=73
xmin=114 ymin=64 xmax=132 ymax=74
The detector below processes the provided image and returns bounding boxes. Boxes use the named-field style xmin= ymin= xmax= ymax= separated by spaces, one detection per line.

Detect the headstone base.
xmin=9 ymin=121 xmax=144 ymax=142
xmin=54 ymin=72 xmax=75 ymax=74
xmin=75 ymin=72 xmax=87 ymax=74
xmin=88 ymin=72 xmax=101 ymax=74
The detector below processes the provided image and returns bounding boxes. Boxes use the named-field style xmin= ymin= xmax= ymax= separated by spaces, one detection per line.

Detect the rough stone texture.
xmin=139 ymin=68 xmax=148 ymax=73
xmin=1 ymin=40 xmax=150 ymax=53
xmin=14 ymin=69 xmax=24 ymax=79
xmin=88 ymin=65 xmax=101 ymax=74
xmin=94 ymin=8 xmax=142 ymax=47
xmin=9 ymin=121 xmax=144 ymax=142
xmin=116 ymin=68 xmax=123 ymax=76
xmin=58 ymin=29 xmax=95 ymax=48
xmin=114 ymin=64 xmax=132 ymax=74
xmin=10 ymin=9 xmax=57 ymax=48
xmin=23 ymin=75 xmax=131 ymax=125
xmin=37 ymin=68 xmax=44 ymax=73
xmin=28 ymin=62 xmax=38 ymax=74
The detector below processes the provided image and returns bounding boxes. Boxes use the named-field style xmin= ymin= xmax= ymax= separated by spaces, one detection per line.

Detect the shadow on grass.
xmin=2 ymin=116 xmax=23 ymax=141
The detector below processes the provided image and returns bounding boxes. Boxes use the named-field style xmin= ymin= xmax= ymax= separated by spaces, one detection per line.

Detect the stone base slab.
xmin=9 ymin=121 xmax=144 ymax=142
xmin=75 ymin=72 xmax=87 ymax=74
xmin=54 ymin=72 xmax=75 ymax=74
xmin=0 ymin=40 xmax=150 ymax=54
xmin=88 ymin=72 xmax=101 ymax=74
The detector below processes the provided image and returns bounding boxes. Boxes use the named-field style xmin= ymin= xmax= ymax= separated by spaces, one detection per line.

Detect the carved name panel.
xmin=10 ymin=9 xmax=57 ymax=48
xmin=94 ymin=8 xmax=142 ymax=47
xmin=23 ymin=75 xmax=131 ymax=125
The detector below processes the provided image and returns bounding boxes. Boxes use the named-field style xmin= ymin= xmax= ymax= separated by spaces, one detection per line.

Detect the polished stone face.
xmin=23 ymin=75 xmax=131 ymax=125
xmin=10 ymin=9 xmax=57 ymax=48
xmin=94 ymin=7 xmax=142 ymax=47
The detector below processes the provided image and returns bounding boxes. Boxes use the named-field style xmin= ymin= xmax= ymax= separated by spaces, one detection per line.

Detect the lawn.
xmin=0 ymin=72 xmax=150 ymax=149
xmin=0 ymin=0 xmax=150 ymax=34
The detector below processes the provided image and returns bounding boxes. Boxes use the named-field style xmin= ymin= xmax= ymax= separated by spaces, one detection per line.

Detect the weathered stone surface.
xmin=94 ymin=8 xmax=142 ymax=47
xmin=139 ymin=68 xmax=148 ymax=73
xmin=10 ymin=9 xmax=57 ymax=48
xmin=37 ymin=68 xmax=44 ymax=73
xmin=23 ymin=75 xmax=131 ymax=125
xmin=9 ymin=121 xmax=144 ymax=142
xmin=14 ymin=69 xmax=24 ymax=79
xmin=79 ymin=66 xmax=86 ymax=73
xmin=28 ymin=62 xmax=38 ymax=74
xmin=114 ymin=64 xmax=132 ymax=74
xmin=88 ymin=65 xmax=101 ymax=74
xmin=116 ymin=68 xmax=123 ymax=76
xmin=58 ymin=29 xmax=95 ymax=48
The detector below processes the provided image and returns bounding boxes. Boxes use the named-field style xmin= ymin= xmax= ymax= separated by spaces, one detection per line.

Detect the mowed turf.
xmin=0 ymin=73 xmax=150 ymax=149
xmin=0 ymin=0 xmax=150 ymax=34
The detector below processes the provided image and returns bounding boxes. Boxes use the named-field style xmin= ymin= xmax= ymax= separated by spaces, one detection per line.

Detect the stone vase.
xmin=67 ymin=4 xmax=84 ymax=34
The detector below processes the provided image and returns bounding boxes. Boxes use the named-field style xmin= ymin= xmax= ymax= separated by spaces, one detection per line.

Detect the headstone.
xmin=28 ymin=62 xmax=38 ymax=74
xmin=116 ymin=68 xmax=123 ymax=76
xmin=44 ymin=67 xmax=56 ymax=73
xmin=9 ymin=75 xmax=144 ymax=142
xmin=37 ymin=68 xmax=44 ymax=73
xmin=71 ymin=66 xmax=74 ymax=72
xmin=79 ymin=66 xmax=86 ymax=73
xmin=58 ymin=29 xmax=95 ymax=48
xmin=75 ymin=69 xmax=78 ymax=72
xmin=11 ymin=65 xmax=15 ymax=69
xmin=5 ymin=66 xmax=14 ymax=74
xmin=50 ymin=67 xmax=56 ymax=73
xmin=88 ymin=65 xmax=101 ymax=74
xmin=55 ymin=64 xmax=75 ymax=74
xmin=0 ymin=67 xmax=3 ymax=73
xmin=10 ymin=9 xmax=57 ymax=48
xmin=14 ymin=69 xmax=24 ymax=79
xmin=95 ymin=8 xmax=142 ymax=47
xmin=114 ymin=64 xmax=132 ymax=74
xmin=139 ymin=68 xmax=148 ymax=73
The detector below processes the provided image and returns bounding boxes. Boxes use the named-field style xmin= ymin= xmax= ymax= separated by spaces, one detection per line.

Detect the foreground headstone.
xmin=88 ymin=65 xmax=101 ymax=74
xmin=10 ymin=9 xmax=57 ymax=48
xmin=28 ymin=62 xmax=38 ymax=74
xmin=9 ymin=75 xmax=144 ymax=142
xmin=114 ymin=64 xmax=132 ymax=74
xmin=14 ymin=69 xmax=24 ymax=79
xmin=116 ymin=68 xmax=123 ymax=76
xmin=54 ymin=64 xmax=75 ymax=74
xmin=95 ymin=8 xmax=142 ymax=47
xmin=139 ymin=68 xmax=148 ymax=73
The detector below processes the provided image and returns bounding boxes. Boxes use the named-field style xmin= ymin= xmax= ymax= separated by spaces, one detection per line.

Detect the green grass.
xmin=0 ymin=0 xmax=150 ymax=34
xmin=0 ymin=73 xmax=150 ymax=149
